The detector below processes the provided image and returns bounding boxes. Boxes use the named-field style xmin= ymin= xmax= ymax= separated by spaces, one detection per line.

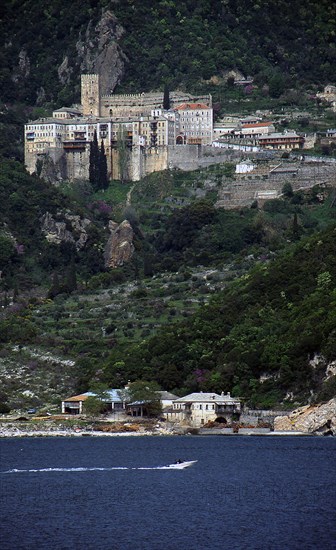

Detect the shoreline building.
xmin=164 ymin=392 xmax=241 ymax=427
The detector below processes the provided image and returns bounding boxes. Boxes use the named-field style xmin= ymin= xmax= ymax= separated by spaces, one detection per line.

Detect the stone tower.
xmin=81 ymin=74 xmax=101 ymax=116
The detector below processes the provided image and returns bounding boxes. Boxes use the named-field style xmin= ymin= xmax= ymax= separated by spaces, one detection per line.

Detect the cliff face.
xmin=76 ymin=10 xmax=127 ymax=94
xmin=274 ymin=398 xmax=336 ymax=435
xmin=104 ymin=220 xmax=134 ymax=268
xmin=41 ymin=212 xmax=91 ymax=250
xmin=5 ymin=8 xmax=127 ymax=104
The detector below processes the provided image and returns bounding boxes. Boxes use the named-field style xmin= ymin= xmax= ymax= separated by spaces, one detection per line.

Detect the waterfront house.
xmin=164 ymin=392 xmax=241 ymax=427
xmin=61 ymin=389 xmax=127 ymax=414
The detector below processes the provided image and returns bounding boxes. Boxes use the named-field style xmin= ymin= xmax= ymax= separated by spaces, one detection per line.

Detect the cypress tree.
xmin=163 ymin=84 xmax=170 ymax=110
xmin=48 ymin=272 xmax=60 ymax=299
xmin=64 ymin=257 xmax=77 ymax=293
xmin=100 ymin=140 xmax=109 ymax=190
xmin=89 ymin=131 xmax=99 ymax=189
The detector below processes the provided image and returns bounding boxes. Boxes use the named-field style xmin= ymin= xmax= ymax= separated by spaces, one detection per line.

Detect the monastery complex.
xmin=24 ymin=73 xmax=313 ymax=182
xmin=25 ymin=74 xmax=214 ymax=181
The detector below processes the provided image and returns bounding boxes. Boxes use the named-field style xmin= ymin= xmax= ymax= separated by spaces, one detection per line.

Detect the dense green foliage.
xmin=102 ymin=224 xmax=336 ymax=407
xmin=0 ymin=157 xmax=108 ymax=292
xmin=1 ymin=0 xmax=334 ymax=108
xmin=1 ymin=162 xmax=336 ymax=406
xmin=114 ymin=0 xmax=335 ymax=91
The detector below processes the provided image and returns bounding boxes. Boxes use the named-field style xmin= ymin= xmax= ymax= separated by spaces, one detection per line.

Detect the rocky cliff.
xmin=274 ymin=398 xmax=336 ymax=435
xmin=41 ymin=212 xmax=91 ymax=250
xmin=104 ymin=220 xmax=134 ymax=268
xmin=76 ymin=10 xmax=127 ymax=94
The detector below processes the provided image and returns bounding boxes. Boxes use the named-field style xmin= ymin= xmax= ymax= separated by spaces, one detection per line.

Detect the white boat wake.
xmin=2 ymin=461 xmax=197 ymax=474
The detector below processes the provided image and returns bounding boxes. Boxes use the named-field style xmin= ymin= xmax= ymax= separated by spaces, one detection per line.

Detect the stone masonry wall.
xmin=216 ymin=161 xmax=336 ymax=209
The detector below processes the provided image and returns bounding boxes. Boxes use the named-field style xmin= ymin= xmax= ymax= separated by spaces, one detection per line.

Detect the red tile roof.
xmin=175 ymin=103 xmax=210 ymax=110
xmin=64 ymin=394 xmax=89 ymax=402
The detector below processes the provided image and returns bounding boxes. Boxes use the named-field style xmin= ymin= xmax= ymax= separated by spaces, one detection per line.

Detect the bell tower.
xmin=81 ymin=74 xmax=101 ymax=117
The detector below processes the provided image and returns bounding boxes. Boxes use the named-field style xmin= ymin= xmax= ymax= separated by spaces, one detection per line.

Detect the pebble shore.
xmin=0 ymin=421 xmax=177 ymax=438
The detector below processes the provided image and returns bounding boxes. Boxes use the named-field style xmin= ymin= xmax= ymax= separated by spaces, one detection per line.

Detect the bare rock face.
xmin=105 ymin=220 xmax=134 ymax=268
xmin=12 ymin=48 xmax=30 ymax=83
xmin=76 ymin=10 xmax=128 ymax=94
xmin=41 ymin=212 xmax=91 ymax=250
xmin=274 ymin=398 xmax=336 ymax=435
xmin=58 ymin=56 xmax=73 ymax=86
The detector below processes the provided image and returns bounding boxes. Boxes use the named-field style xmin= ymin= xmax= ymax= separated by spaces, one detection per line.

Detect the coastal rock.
xmin=104 ymin=220 xmax=134 ymax=268
xmin=274 ymin=398 xmax=336 ymax=435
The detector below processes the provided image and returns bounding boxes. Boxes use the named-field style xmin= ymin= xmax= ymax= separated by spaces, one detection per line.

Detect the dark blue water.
xmin=0 ymin=436 xmax=335 ymax=550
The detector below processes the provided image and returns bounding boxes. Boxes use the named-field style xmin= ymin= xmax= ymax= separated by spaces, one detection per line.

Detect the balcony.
xmin=63 ymin=140 xmax=87 ymax=151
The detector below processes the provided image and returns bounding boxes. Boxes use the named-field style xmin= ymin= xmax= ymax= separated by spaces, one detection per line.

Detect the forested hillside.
xmin=1 ymin=0 xmax=335 ymax=107
xmin=1 ymin=155 xmax=336 ymax=409
xmin=93 ymin=223 xmax=336 ymax=409
xmin=0 ymin=0 xmax=335 ymax=411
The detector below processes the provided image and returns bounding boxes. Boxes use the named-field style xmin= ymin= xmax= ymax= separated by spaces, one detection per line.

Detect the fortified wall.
xmin=216 ymin=160 xmax=336 ymax=209
xmin=100 ymin=91 xmax=211 ymax=117
xmin=167 ymin=145 xmax=241 ymax=171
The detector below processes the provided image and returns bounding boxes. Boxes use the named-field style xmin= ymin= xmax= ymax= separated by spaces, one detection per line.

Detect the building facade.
xmin=175 ymin=103 xmax=213 ymax=145
xmin=258 ymin=132 xmax=305 ymax=150
xmin=164 ymin=392 xmax=241 ymax=427
xmin=62 ymin=389 xmax=127 ymax=414
xmin=24 ymin=73 xmax=213 ymax=181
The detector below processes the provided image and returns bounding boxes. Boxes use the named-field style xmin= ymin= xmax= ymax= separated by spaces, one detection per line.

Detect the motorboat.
xmin=161 ymin=460 xmax=198 ymax=469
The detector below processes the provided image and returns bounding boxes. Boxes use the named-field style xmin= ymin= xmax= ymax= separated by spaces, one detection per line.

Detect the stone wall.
xmin=216 ymin=160 xmax=336 ymax=209
xmin=168 ymin=145 xmax=238 ymax=171
xmin=64 ymin=148 xmax=90 ymax=180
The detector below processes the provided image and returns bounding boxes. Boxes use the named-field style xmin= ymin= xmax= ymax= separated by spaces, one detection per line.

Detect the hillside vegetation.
xmin=0 ymin=1 xmax=336 ymax=412
xmin=1 ymin=155 xmax=336 ymax=409
xmin=1 ymin=0 xmax=334 ymax=107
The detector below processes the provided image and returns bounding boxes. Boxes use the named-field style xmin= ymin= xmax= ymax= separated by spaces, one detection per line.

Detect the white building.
xmin=239 ymin=122 xmax=275 ymax=139
xmin=175 ymin=102 xmax=213 ymax=145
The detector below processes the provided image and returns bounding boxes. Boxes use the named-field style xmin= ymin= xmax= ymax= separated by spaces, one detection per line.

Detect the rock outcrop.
xmin=274 ymin=398 xmax=336 ymax=435
xmin=104 ymin=220 xmax=134 ymax=268
xmin=76 ymin=10 xmax=127 ymax=94
xmin=41 ymin=212 xmax=91 ymax=250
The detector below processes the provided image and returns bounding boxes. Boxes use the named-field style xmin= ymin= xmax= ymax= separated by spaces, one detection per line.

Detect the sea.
xmin=0 ymin=435 xmax=335 ymax=550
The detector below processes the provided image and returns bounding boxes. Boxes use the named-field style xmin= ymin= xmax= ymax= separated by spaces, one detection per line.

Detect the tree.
xmin=63 ymin=257 xmax=77 ymax=293
xmin=83 ymin=396 xmax=105 ymax=417
xmin=89 ymin=131 xmax=100 ymax=190
xmin=99 ymin=140 xmax=109 ymax=190
xmin=47 ymin=271 xmax=60 ymax=299
xmin=117 ymin=127 xmax=128 ymax=183
xmin=127 ymin=380 xmax=162 ymax=417
xmin=163 ymin=84 xmax=170 ymax=110
xmin=282 ymin=182 xmax=294 ymax=198
xmin=89 ymin=132 xmax=109 ymax=190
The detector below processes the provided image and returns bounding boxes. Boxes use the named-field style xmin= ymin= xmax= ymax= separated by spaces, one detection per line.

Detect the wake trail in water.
xmin=1 ymin=466 xmax=182 ymax=474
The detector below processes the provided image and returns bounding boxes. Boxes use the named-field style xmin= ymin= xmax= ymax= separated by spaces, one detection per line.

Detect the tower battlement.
xmin=81 ymin=74 xmax=101 ymax=116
